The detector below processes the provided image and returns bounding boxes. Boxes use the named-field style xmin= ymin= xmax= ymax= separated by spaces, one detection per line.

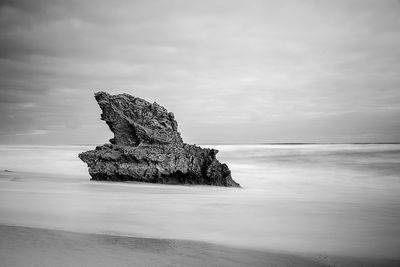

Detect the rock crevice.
xmin=79 ymin=92 xmax=240 ymax=187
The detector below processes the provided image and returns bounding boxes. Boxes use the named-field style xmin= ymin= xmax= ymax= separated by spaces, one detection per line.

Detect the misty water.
xmin=0 ymin=144 xmax=399 ymax=259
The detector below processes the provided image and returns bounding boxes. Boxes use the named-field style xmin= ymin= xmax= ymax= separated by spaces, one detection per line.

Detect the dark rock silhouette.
xmin=79 ymin=92 xmax=240 ymax=187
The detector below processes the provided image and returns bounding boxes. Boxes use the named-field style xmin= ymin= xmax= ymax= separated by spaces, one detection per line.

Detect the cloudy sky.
xmin=1 ymin=0 xmax=400 ymax=144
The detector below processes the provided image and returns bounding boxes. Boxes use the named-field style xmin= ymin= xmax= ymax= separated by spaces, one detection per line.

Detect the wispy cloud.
xmin=0 ymin=129 xmax=49 ymax=136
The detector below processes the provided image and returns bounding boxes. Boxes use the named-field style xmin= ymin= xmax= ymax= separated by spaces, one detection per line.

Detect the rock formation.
xmin=79 ymin=92 xmax=240 ymax=187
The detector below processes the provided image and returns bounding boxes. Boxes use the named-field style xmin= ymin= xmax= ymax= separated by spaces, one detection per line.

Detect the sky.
xmin=0 ymin=0 xmax=400 ymax=144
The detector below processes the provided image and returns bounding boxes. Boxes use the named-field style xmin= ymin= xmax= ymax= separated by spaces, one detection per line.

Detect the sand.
xmin=0 ymin=225 xmax=324 ymax=267
xmin=1 ymin=225 xmax=399 ymax=267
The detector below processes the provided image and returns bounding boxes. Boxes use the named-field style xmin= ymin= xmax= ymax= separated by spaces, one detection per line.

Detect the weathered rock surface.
xmin=79 ymin=92 xmax=240 ymax=187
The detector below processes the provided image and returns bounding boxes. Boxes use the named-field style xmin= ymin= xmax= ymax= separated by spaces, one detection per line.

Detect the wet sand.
xmin=2 ymin=225 xmax=399 ymax=267
xmin=0 ymin=225 xmax=325 ymax=267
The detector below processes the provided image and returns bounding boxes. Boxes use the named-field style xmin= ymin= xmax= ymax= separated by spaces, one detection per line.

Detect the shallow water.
xmin=0 ymin=144 xmax=399 ymax=258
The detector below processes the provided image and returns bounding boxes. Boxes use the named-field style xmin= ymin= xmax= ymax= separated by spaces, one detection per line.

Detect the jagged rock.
xmin=79 ymin=92 xmax=240 ymax=187
xmin=94 ymin=92 xmax=183 ymax=146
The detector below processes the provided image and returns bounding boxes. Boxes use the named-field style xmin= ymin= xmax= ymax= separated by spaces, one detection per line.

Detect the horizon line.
xmin=1 ymin=142 xmax=400 ymax=146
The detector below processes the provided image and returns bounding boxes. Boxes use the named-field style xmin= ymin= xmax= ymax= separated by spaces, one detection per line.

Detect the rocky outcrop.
xmin=79 ymin=92 xmax=240 ymax=187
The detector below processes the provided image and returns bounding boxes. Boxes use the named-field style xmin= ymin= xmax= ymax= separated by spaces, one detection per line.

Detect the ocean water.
xmin=0 ymin=144 xmax=399 ymax=259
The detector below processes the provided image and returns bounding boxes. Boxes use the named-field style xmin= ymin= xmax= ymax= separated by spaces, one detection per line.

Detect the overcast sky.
xmin=1 ymin=0 xmax=400 ymax=144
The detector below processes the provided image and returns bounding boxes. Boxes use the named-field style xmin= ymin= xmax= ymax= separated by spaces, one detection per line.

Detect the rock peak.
xmin=94 ymin=91 xmax=182 ymax=146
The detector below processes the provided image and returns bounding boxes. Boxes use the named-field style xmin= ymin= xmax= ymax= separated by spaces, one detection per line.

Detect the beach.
xmin=1 ymin=144 xmax=400 ymax=266
xmin=1 ymin=225 xmax=399 ymax=267
xmin=2 ymin=0 xmax=400 ymax=265
xmin=1 ymin=225 xmax=329 ymax=267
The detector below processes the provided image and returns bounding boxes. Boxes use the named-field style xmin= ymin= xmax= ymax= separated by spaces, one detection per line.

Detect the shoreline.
xmin=0 ymin=224 xmax=324 ymax=267
xmin=1 ymin=225 xmax=399 ymax=267
xmin=1 ymin=144 xmax=400 ymax=266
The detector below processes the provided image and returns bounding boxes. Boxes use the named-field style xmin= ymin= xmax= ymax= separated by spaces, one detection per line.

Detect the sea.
xmin=0 ymin=144 xmax=399 ymax=259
